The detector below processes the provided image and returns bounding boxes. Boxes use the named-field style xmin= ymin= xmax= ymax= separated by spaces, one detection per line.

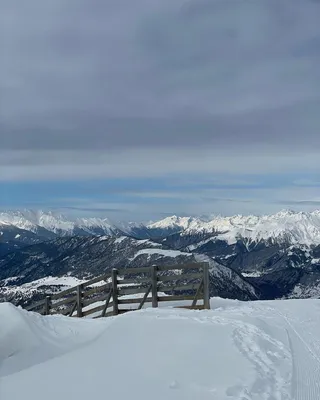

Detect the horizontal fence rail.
xmin=24 ymin=262 xmax=210 ymax=318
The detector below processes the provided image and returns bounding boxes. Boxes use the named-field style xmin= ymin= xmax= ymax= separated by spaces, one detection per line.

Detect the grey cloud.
xmin=201 ymin=197 xmax=253 ymax=204
xmin=278 ymin=200 xmax=320 ymax=206
xmin=59 ymin=206 xmax=128 ymax=213
xmin=1 ymin=147 xmax=320 ymax=182
xmin=1 ymin=0 xmax=320 ymax=158
xmin=1 ymin=97 xmax=320 ymax=151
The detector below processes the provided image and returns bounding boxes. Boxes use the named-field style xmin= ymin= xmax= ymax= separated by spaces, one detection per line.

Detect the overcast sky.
xmin=1 ymin=0 xmax=320 ymax=221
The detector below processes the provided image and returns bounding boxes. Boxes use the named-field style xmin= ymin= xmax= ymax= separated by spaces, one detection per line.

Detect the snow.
xmin=1 ymin=298 xmax=320 ymax=399
xmin=20 ymin=275 xmax=85 ymax=289
xmin=147 ymin=215 xmax=201 ymax=231
xmin=97 ymin=235 xmax=110 ymax=242
xmin=0 ymin=276 xmax=86 ymax=299
xmin=114 ymin=236 xmax=127 ymax=244
xmin=131 ymin=248 xmax=193 ymax=260
xmin=242 ymin=272 xmax=263 ymax=278
xmin=288 ymin=283 xmax=320 ymax=299
xmin=134 ymin=238 xmax=162 ymax=247
xmin=76 ymin=217 xmax=116 ymax=235
xmin=0 ymin=210 xmax=74 ymax=233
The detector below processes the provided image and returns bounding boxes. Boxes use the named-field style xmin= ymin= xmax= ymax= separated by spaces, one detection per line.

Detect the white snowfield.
xmin=1 ymin=299 xmax=320 ymax=400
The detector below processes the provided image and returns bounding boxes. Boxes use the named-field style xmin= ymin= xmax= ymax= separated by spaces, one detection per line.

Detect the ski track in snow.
xmin=189 ymin=314 xmax=291 ymax=399
xmin=209 ymin=299 xmax=320 ymax=399
xmin=280 ymin=312 xmax=320 ymax=400
xmin=232 ymin=322 xmax=290 ymax=399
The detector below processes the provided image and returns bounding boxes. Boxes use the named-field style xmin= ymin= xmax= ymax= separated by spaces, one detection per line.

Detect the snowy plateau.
xmin=1 ymin=298 xmax=320 ymax=400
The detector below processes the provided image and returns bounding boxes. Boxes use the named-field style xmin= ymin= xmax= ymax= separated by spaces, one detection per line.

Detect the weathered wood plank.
xmin=174 ymin=305 xmax=204 ymax=310
xmin=118 ymin=285 xmax=151 ymax=296
xmin=57 ymin=303 xmax=78 ymax=316
xmin=151 ymin=266 xmax=158 ymax=308
xmin=82 ymin=292 xmax=112 ymax=308
xmin=51 ymin=286 xmax=77 ymax=300
xmin=112 ymin=269 xmax=119 ymax=316
xmin=52 ymin=295 xmax=77 ymax=308
xmin=118 ymin=297 xmax=151 ymax=305
xmin=44 ymin=296 xmax=51 ymax=315
xmin=68 ymin=301 xmax=77 ymax=317
xmin=82 ymin=274 xmax=111 ymax=288
xmin=138 ymin=285 xmax=152 ymax=310
xmin=82 ymin=304 xmax=109 ymax=317
xmin=203 ymin=263 xmax=210 ymax=309
xmin=117 ymin=266 xmax=151 ymax=275
xmin=101 ymin=289 xmax=113 ymax=317
xmin=82 ymin=300 xmax=114 ymax=317
xmin=82 ymin=283 xmax=112 ymax=298
xmin=77 ymin=284 xmax=83 ymax=318
xmin=157 ymin=272 xmax=202 ymax=282
xmin=84 ymin=302 xmax=114 ymax=316
xmin=192 ymin=278 xmax=204 ymax=307
xmin=157 ymin=263 xmax=203 ymax=272
xmin=25 ymin=262 xmax=206 ymax=316
xmin=118 ymin=277 xmax=151 ymax=285
xmin=158 ymin=283 xmax=200 ymax=293
xmin=25 ymin=299 xmax=46 ymax=311
xmin=158 ymin=295 xmax=195 ymax=302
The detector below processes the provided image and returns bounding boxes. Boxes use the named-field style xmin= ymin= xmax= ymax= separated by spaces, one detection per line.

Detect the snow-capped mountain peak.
xmin=0 ymin=210 xmax=119 ymax=238
xmin=181 ymin=210 xmax=320 ymax=246
xmin=0 ymin=210 xmax=74 ymax=234
xmin=147 ymin=215 xmax=200 ymax=231
xmin=2 ymin=209 xmax=320 ymax=246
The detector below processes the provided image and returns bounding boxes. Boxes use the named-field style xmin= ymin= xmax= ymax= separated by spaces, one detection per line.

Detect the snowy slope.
xmin=147 ymin=215 xmax=202 ymax=233
xmin=1 ymin=298 xmax=320 ymax=399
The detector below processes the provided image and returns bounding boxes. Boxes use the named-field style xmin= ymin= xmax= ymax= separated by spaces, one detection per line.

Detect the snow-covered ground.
xmin=1 ymin=298 xmax=320 ymax=399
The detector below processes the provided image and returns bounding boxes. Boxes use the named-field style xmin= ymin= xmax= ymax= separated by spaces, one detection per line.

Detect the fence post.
xmin=77 ymin=284 xmax=83 ymax=317
xmin=112 ymin=268 xmax=119 ymax=315
xmin=203 ymin=263 xmax=210 ymax=310
xmin=44 ymin=296 xmax=51 ymax=315
xmin=151 ymin=265 xmax=158 ymax=308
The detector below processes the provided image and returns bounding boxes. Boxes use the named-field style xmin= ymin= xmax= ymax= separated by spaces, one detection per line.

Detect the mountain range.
xmin=3 ymin=209 xmax=320 ymax=244
xmin=1 ymin=209 xmax=320 ymax=305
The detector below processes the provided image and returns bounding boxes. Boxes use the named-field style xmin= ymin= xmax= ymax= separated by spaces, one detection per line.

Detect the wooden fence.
xmin=25 ymin=262 xmax=210 ymax=319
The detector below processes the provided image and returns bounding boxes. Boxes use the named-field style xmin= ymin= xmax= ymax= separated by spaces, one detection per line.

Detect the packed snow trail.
xmin=1 ymin=299 xmax=320 ymax=399
xmin=276 ymin=303 xmax=320 ymax=400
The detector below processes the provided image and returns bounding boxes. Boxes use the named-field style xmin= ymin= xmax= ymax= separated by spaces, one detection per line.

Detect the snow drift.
xmin=1 ymin=299 xmax=320 ymax=399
